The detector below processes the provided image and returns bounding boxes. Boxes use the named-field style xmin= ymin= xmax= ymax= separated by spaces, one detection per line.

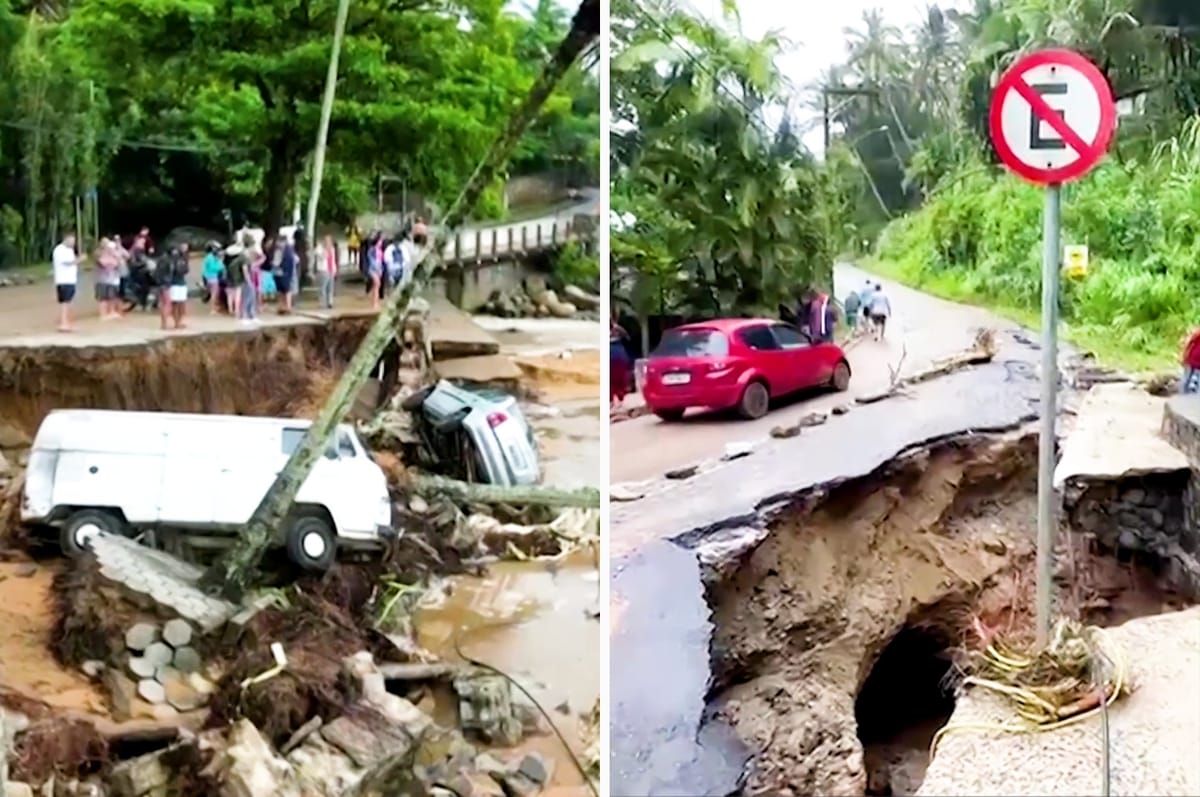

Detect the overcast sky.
xmin=688 ymin=0 xmax=970 ymax=155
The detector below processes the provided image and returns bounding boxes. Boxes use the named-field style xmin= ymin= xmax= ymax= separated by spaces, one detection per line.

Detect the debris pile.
xmin=478 ymin=276 xmax=600 ymax=320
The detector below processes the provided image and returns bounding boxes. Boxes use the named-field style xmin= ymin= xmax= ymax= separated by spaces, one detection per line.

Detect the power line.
xmin=0 ymin=119 xmax=260 ymax=155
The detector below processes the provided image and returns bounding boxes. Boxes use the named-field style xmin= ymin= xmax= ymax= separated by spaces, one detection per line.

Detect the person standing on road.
xmin=610 ymin=316 xmax=633 ymax=409
xmin=168 ymin=243 xmax=190 ymax=329
xmin=315 ymin=234 xmax=338 ymax=309
xmin=225 ymin=243 xmax=245 ymax=318
xmin=202 ymin=242 xmax=225 ymax=315
xmin=808 ymin=288 xmax=835 ymax=343
xmin=347 ymin=224 xmax=361 ymax=270
xmin=94 ymin=237 xmax=120 ymax=321
xmin=241 ymin=241 xmax=262 ymax=323
xmin=277 ymin=238 xmax=297 ymax=315
xmin=412 ymin=216 xmax=428 ymax=245
xmin=155 ymin=245 xmax=177 ymax=330
xmin=867 ymin=283 xmax=892 ymax=341
xmin=1180 ymin=328 xmax=1200 ymax=394
xmin=52 ymin=232 xmax=79 ymax=333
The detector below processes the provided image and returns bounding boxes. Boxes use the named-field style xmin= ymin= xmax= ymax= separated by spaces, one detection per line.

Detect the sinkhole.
xmin=855 ymin=625 xmax=957 ymax=796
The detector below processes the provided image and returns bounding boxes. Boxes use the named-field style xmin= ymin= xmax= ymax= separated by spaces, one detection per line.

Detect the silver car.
xmin=409 ymin=381 xmax=540 ymax=486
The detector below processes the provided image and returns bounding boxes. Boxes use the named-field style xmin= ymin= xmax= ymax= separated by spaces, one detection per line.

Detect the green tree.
xmin=611 ymin=0 xmax=833 ymax=326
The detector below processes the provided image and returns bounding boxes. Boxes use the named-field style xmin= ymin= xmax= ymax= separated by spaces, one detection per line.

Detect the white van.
xmin=21 ymin=410 xmax=394 ymax=571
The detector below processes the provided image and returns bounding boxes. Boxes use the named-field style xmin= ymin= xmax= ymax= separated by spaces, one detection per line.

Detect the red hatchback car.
xmin=642 ymin=318 xmax=851 ymax=421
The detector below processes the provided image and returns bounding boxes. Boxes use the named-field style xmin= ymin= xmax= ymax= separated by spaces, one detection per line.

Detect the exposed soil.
xmin=701 ymin=429 xmax=1194 ymax=797
xmin=515 ymin=349 xmax=600 ymax=403
xmin=0 ymin=316 xmax=373 ymax=439
xmin=0 ymin=560 xmax=108 ymax=715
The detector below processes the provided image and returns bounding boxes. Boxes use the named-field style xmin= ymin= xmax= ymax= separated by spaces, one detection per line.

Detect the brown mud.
xmin=703 ymin=430 xmax=1194 ymax=797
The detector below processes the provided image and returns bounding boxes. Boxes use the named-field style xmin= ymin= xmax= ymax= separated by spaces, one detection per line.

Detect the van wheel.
xmin=737 ymin=381 xmax=770 ymax=420
xmin=286 ymin=515 xmax=337 ymax=572
xmin=60 ymin=509 xmax=126 ymax=557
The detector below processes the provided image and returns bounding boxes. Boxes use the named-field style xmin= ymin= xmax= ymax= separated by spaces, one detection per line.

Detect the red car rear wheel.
xmin=737 ymin=381 xmax=770 ymax=420
xmin=832 ymin=361 xmax=851 ymax=391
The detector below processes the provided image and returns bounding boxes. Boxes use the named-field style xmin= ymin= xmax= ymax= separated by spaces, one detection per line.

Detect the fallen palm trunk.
xmin=411 ymin=474 xmax=600 ymax=508
xmin=203 ymin=0 xmax=601 ymax=599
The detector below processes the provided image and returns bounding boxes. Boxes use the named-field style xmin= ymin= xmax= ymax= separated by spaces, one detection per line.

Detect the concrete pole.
xmin=304 ymin=0 xmax=351 ymax=252
xmin=1036 ymin=183 xmax=1062 ymax=649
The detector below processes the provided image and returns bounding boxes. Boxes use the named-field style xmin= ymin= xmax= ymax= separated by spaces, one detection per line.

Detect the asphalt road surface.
xmin=609 ymin=263 xmax=1012 ymax=484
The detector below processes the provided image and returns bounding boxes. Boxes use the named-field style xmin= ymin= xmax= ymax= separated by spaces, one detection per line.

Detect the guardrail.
xmin=441 ymin=217 xmax=590 ymax=263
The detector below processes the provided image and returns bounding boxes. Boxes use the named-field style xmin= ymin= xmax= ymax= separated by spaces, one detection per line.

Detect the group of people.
xmin=200 ymin=231 xmax=342 ymax=322
xmin=843 ymin=281 xmax=893 ymax=341
xmin=49 ymin=224 xmax=355 ymax=333
xmin=51 ymin=227 xmax=192 ymax=333
xmin=349 ymin=219 xmax=429 ymax=311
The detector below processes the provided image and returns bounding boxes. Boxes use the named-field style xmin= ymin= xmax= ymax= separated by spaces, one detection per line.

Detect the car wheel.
xmin=286 ymin=514 xmax=337 ymax=572
xmin=654 ymin=409 xmax=686 ymax=422
xmin=60 ymin=509 xmax=127 ymax=557
xmin=831 ymin=361 xmax=851 ymax=392
xmin=400 ymin=384 xmax=435 ymax=412
xmin=737 ymin=381 xmax=770 ymax=420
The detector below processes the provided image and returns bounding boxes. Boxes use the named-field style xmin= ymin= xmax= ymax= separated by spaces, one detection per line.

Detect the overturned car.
xmin=403 ymin=381 xmax=540 ymax=487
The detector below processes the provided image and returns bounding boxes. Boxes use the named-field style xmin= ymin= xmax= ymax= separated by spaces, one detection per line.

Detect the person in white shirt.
xmin=52 ymin=233 xmax=79 ymax=332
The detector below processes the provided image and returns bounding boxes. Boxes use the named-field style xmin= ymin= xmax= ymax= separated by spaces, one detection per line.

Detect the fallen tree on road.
xmin=410 ymin=474 xmax=599 ymax=509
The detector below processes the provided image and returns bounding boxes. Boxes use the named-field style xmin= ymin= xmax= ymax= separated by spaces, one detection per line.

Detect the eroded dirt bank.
xmin=701 ymin=430 xmax=1193 ymax=797
xmin=0 ymin=318 xmax=375 ymax=439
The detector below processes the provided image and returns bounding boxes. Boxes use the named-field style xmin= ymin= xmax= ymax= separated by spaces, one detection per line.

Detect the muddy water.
xmin=416 ymin=550 xmax=600 ymax=794
xmin=412 ymin=316 xmax=601 ymax=793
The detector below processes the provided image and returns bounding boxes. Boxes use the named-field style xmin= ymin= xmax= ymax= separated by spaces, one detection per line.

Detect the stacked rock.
xmin=125 ymin=618 xmax=214 ymax=712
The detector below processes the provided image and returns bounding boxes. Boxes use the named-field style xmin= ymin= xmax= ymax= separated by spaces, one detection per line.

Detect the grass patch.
xmin=865 ymin=258 xmax=1179 ymax=374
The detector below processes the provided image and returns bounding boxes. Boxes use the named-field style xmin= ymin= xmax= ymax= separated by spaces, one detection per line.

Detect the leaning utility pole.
xmin=304 ymin=0 xmax=352 ymax=268
xmin=204 ymin=0 xmax=601 ymax=598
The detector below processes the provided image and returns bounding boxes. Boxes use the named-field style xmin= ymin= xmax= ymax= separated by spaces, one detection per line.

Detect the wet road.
xmin=609 ymin=277 xmax=1068 ymax=796
xmin=610 ymin=264 xmax=1019 ymax=484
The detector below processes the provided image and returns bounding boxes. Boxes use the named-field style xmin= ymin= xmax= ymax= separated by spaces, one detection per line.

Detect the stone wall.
xmin=1063 ymin=472 xmax=1200 ymax=598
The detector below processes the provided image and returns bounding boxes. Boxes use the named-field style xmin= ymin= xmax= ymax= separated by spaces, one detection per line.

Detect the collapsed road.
xmin=0 ymin=299 xmax=602 ymax=796
xmin=609 ymin=274 xmax=1199 ymax=797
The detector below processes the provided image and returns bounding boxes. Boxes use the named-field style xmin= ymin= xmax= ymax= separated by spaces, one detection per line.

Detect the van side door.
xmin=158 ymin=420 xmax=219 ymax=526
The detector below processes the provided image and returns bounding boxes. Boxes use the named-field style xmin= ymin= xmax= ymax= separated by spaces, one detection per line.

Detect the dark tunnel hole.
xmin=855 ymin=625 xmax=957 ymax=796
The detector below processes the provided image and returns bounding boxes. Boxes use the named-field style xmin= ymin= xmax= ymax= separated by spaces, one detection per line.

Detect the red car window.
xmin=770 ymin=324 xmax=811 ymax=349
xmin=738 ymin=325 xmax=780 ymax=351
xmin=652 ymin=329 xmax=729 ymax=357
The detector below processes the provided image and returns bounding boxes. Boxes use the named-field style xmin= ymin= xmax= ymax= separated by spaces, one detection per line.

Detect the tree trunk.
xmin=411 ymin=474 xmax=599 ymax=508
xmin=263 ymin=139 xmax=297 ymax=239
xmin=202 ymin=0 xmax=601 ymax=599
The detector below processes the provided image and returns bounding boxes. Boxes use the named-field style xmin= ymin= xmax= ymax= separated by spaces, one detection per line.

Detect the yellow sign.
xmin=1064 ymin=244 xmax=1089 ymax=279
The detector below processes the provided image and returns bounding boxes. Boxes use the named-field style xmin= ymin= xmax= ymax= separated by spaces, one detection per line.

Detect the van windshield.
xmin=282 ymin=427 xmax=339 ymax=459
xmin=651 ymin=328 xmax=729 ymax=358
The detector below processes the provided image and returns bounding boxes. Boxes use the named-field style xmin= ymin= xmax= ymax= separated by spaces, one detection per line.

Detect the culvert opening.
xmin=855 ymin=626 xmax=956 ymax=796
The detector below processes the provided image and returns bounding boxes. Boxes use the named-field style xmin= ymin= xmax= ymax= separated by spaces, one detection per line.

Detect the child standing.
xmin=202 ymin=243 xmax=224 ymax=315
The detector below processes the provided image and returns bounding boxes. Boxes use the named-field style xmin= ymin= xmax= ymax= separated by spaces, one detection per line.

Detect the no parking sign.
xmin=989 ymin=49 xmax=1116 ymax=185
xmin=987 ymin=49 xmax=1116 ymax=648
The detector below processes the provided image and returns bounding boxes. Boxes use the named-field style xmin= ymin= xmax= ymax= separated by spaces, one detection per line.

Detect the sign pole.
xmin=1035 ymin=182 xmax=1062 ymax=649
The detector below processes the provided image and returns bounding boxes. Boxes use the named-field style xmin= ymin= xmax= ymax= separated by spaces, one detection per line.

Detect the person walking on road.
xmin=867 ymin=283 xmax=892 ymax=341
xmin=843 ymin=289 xmax=861 ymax=335
xmin=610 ymin=316 xmax=633 ymax=409
xmin=52 ymin=232 xmax=79 ymax=333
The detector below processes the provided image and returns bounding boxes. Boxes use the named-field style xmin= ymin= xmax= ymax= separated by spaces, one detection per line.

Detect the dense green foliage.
xmin=610 ymin=0 xmax=834 ymax=322
xmin=0 ymin=0 xmax=598 ymax=265
xmin=824 ymin=0 xmax=1200 ymax=367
